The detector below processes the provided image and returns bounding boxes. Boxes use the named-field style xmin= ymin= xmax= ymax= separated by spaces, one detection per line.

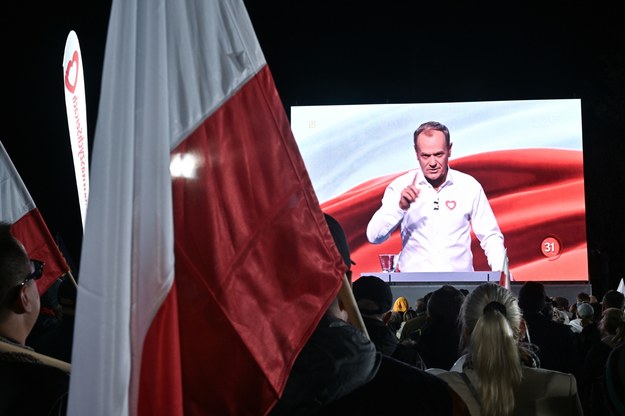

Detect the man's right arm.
xmin=366 ymin=182 xmax=407 ymax=244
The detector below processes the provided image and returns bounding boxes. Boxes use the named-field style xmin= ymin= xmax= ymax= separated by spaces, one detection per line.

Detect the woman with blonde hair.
xmin=432 ymin=283 xmax=582 ymax=416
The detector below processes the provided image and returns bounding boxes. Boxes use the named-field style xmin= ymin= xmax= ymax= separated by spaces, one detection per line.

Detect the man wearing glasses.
xmin=0 ymin=222 xmax=72 ymax=415
xmin=366 ymin=121 xmax=506 ymax=273
xmin=0 ymin=222 xmax=43 ymax=348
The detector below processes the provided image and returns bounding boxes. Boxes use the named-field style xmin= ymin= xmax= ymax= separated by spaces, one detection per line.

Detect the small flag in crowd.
xmin=0 ymin=140 xmax=70 ymax=294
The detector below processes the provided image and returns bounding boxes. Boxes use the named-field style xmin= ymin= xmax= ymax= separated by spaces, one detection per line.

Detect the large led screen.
xmin=291 ymin=99 xmax=588 ymax=282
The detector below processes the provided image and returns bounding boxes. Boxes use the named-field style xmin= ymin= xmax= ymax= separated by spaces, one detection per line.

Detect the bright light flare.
xmin=170 ymin=152 xmax=199 ymax=179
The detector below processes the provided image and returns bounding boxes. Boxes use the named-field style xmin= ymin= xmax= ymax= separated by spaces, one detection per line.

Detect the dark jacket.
xmin=362 ymin=316 xmax=425 ymax=369
xmin=270 ymin=314 xmax=380 ymax=415
xmin=523 ymin=311 xmax=581 ymax=376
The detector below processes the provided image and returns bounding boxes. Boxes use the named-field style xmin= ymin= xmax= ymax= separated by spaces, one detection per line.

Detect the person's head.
xmin=553 ymin=296 xmax=570 ymax=311
xmin=542 ymin=300 xmax=561 ymax=323
xmin=599 ymin=308 xmax=625 ymax=345
xmin=323 ymin=213 xmax=353 ymax=321
xmin=403 ymin=308 xmax=418 ymax=322
xmin=576 ymin=291 xmax=591 ymax=305
xmin=352 ymin=275 xmax=393 ymax=320
xmin=518 ymin=281 xmax=547 ymax=315
xmin=324 ymin=213 xmax=354 ymax=276
xmin=413 ymin=121 xmax=452 ymax=189
xmin=414 ymin=298 xmax=427 ymax=315
xmin=576 ymin=302 xmax=594 ymax=320
xmin=392 ymin=296 xmax=409 ymax=313
xmin=602 ymin=289 xmax=625 ymax=311
xmin=461 ymin=283 xmax=524 ymax=347
xmin=0 ymin=222 xmax=42 ymax=343
xmin=427 ymin=284 xmax=464 ymax=325
xmin=459 ymin=283 xmax=523 ymax=416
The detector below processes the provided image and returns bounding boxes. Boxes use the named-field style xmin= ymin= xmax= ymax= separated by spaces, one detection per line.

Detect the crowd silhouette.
xmin=3 ymin=213 xmax=625 ymax=415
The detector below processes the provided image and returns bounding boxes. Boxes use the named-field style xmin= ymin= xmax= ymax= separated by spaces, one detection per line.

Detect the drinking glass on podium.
xmin=378 ymin=254 xmax=395 ymax=273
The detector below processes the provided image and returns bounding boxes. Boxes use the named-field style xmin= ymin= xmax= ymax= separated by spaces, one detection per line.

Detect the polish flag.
xmin=67 ymin=1 xmax=345 ymax=415
xmin=499 ymin=249 xmax=511 ymax=290
xmin=0 ymin=140 xmax=70 ymax=295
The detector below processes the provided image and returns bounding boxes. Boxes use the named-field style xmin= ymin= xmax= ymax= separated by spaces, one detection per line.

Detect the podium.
xmin=359 ymin=272 xmax=591 ymax=304
xmin=359 ymin=271 xmax=497 ymax=302
xmin=361 ymin=271 xmax=495 ymax=284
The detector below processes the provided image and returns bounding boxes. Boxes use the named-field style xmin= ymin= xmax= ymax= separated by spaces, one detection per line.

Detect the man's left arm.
xmin=471 ymin=187 xmax=506 ymax=271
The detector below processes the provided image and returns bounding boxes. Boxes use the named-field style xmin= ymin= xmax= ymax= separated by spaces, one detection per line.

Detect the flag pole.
xmin=66 ymin=269 xmax=78 ymax=289
xmin=338 ymin=273 xmax=369 ymax=339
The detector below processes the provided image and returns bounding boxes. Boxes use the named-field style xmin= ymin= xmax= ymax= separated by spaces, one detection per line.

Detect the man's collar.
xmin=414 ymin=167 xmax=454 ymax=188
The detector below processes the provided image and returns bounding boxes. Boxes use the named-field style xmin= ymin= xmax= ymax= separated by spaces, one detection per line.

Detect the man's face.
xmin=415 ymin=129 xmax=451 ymax=188
xmin=24 ymin=265 xmax=41 ymax=327
xmin=17 ymin=242 xmax=41 ymax=327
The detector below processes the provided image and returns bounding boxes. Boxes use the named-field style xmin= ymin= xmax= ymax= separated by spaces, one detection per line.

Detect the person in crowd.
xmin=397 ymin=307 xmax=418 ymax=339
xmin=0 ymin=222 xmax=70 ymax=415
xmin=273 ymin=214 xmax=470 ymax=415
xmin=570 ymin=291 xmax=590 ymax=316
xmin=578 ymin=307 xmax=625 ymax=415
xmin=366 ymin=121 xmax=506 ymax=272
xmin=386 ymin=310 xmax=404 ymax=333
xmin=387 ymin=296 xmax=410 ymax=333
xmin=576 ymin=292 xmax=591 ymax=304
xmin=569 ymin=301 xmax=595 ymax=334
xmin=541 ymin=296 xmax=563 ymax=323
xmin=270 ymin=214 xmax=380 ymax=415
xmin=0 ymin=227 xmax=42 ymax=350
xmin=518 ymin=281 xmax=580 ymax=377
xmin=411 ymin=285 xmax=464 ymax=370
xmin=553 ymin=296 xmax=571 ymax=323
xmin=432 ymin=283 xmax=583 ymax=416
xmin=604 ymin=342 xmax=625 ymax=414
xmin=589 ymin=295 xmax=603 ymax=322
xmin=399 ymin=291 xmax=432 ymax=342
xmin=573 ymin=305 xmax=602 ymax=361
xmin=415 ymin=297 xmax=427 ymax=315
xmin=352 ymin=275 xmax=425 ymax=369
xmin=602 ymin=289 xmax=625 ymax=311
xmin=393 ymin=296 xmax=409 ymax=314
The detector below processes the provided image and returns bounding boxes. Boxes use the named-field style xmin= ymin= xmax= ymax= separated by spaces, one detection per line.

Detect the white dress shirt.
xmin=366 ymin=168 xmax=505 ymax=272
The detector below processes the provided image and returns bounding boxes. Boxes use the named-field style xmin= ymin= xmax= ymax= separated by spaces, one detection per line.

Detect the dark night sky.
xmin=2 ymin=2 xmax=624 ymax=296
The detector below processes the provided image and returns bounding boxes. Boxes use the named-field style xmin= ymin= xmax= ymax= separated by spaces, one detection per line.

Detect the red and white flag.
xmin=499 ymin=248 xmax=511 ymax=290
xmin=0 ymin=140 xmax=70 ymax=294
xmin=68 ymin=1 xmax=345 ymax=415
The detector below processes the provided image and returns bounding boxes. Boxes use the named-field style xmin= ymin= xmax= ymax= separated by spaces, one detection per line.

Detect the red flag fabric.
xmin=68 ymin=1 xmax=344 ymax=415
xmin=0 ymin=140 xmax=70 ymax=294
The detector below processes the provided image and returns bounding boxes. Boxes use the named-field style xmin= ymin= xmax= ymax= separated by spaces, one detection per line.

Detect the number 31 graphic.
xmin=541 ymin=236 xmax=562 ymax=259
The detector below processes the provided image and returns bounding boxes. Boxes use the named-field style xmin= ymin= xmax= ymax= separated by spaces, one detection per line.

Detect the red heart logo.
xmin=446 ymin=200 xmax=456 ymax=210
xmin=64 ymin=50 xmax=80 ymax=94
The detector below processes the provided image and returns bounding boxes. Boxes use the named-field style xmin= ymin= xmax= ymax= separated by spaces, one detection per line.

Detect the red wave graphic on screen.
xmin=322 ymin=149 xmax=588 ymax=282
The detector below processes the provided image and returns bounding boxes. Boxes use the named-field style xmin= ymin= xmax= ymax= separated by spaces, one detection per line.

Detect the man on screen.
xmin=366 ymin=121 xmax=506 ymax=272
